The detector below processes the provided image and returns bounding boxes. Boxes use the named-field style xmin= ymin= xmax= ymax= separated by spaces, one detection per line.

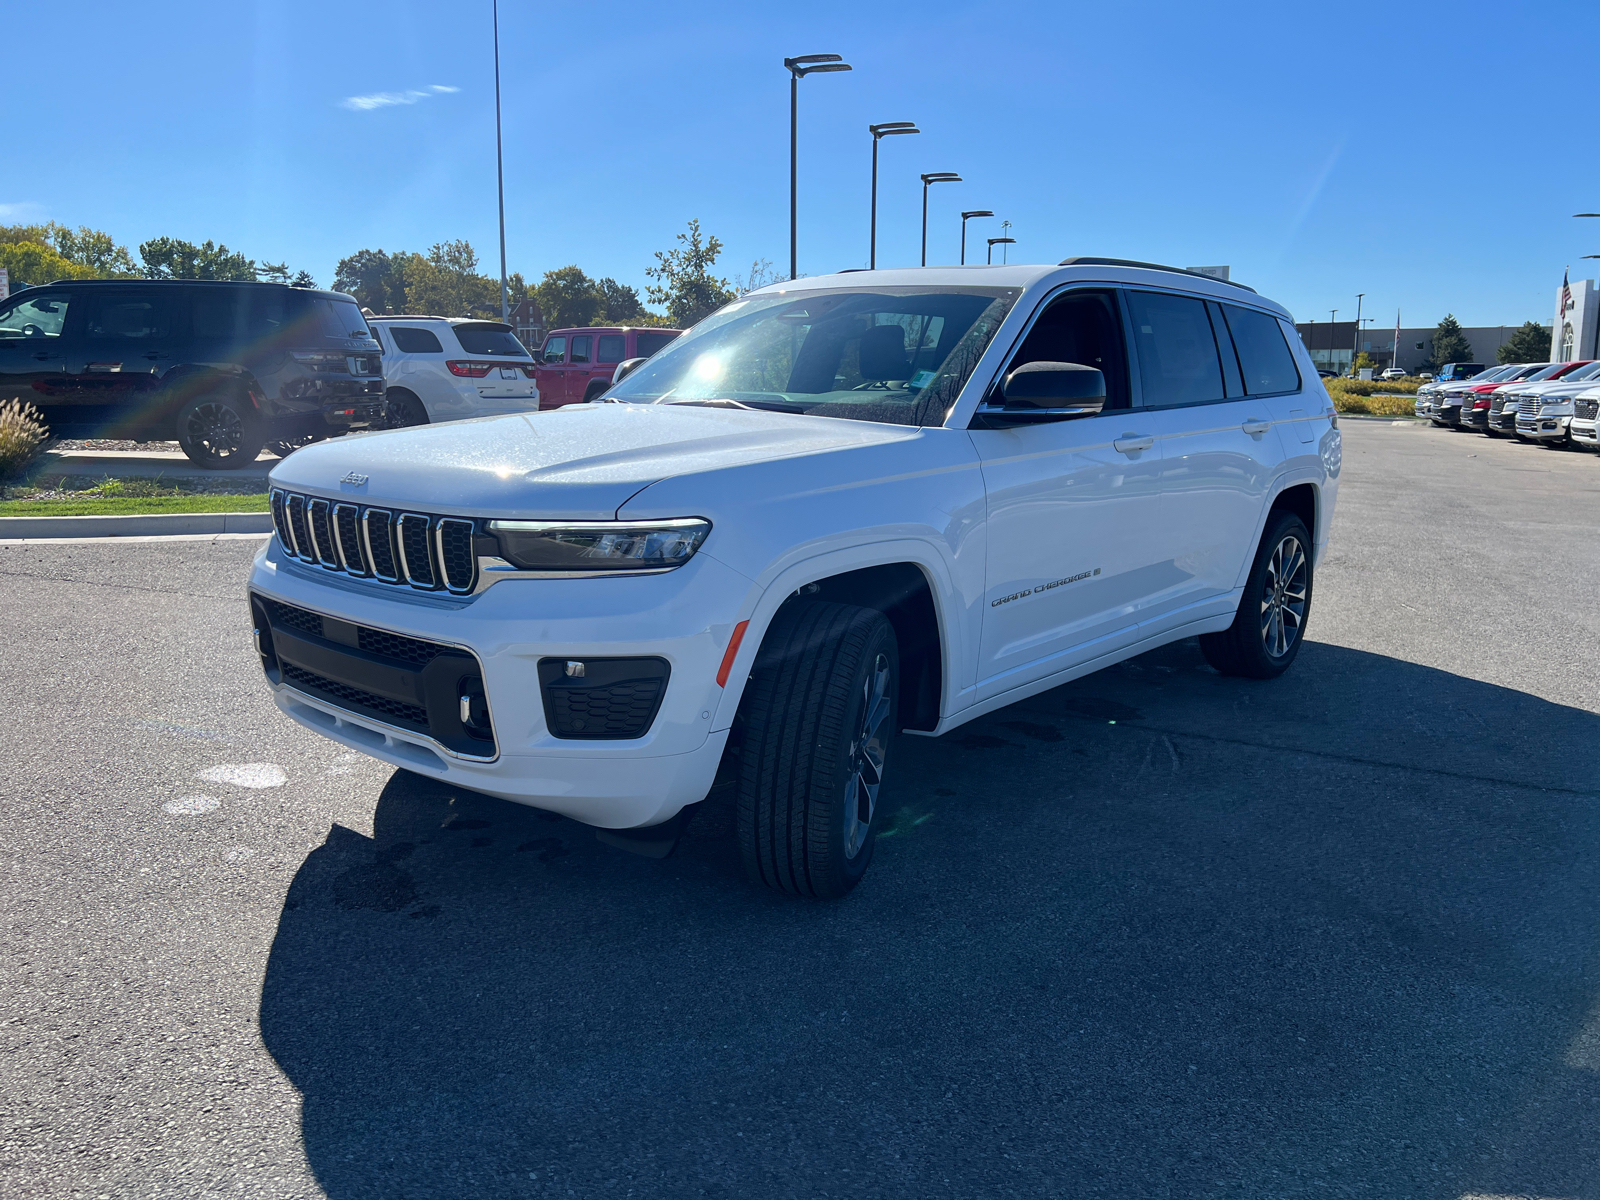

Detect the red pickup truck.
xmin=534 ymin=326 xmax=682 ymax=408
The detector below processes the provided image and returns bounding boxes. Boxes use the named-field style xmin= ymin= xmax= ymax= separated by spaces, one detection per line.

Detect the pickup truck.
xmin=248 ymin=259 xmax=1340 ymax=898
xmin=534 ymin=325 xmax=681 ymax=408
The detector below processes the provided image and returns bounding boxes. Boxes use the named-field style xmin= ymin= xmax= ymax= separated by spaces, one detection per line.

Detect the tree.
xmin=51 ymin=226 xmax=137 ymax=276
xmin=596 ymin=276 xmax=646 ymax=324
xmin=0 ymin=223 xmax=136 ymax=286
xmin=1352 ymin=351 xmax=1376 ymax=374
xmin=259 ymin=261 xmax=291 ymax=285
xmin=405 ymin=241 xmax=497 ymax=317
xmin=139 ymin=237 xmax=257 ymax=281
xmin=291 ymin=269 xmax=316 ymax=288
xmin=334 ymin=249 xmax=411 ymax=312
xmin=1497 ymin=320 xmax=1553 ymax=364
xmin=536 ymin=265 xmax=603 ymax=329
xmin=1425 ymin=314 xmax=1473 ymax=370
xmin=645 ymin=218 xmax=735 ymax=327
xmin=737 ymin=258 xmax=780 ymax=295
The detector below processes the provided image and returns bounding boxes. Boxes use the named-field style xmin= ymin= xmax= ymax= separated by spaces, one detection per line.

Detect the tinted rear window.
xmin=1222 ymin=304 xmax=1301 ymax=395
xmin=389 ymin=326 xmax=444 ymax=354
xmin=453 ymin=323 xmax=525 ymax=356
xmin=193 ymin=288 xmax=286 ymax=341
xmin=1126 ymin=290 xmax=1225 ymax=406
xmin=597 ymin=333 xmax=625 ymax=364
xmin=635 ymin=330 xmax=678 ymax=358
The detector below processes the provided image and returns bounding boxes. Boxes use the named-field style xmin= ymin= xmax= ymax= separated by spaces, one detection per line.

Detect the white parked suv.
xmin=368 ymin=316 xmax=539 ymax=426
xmin=249 ymin=259 xmax=1340 ymax=897
xmin=1570 ymin=385 xmax=1600 ymax=449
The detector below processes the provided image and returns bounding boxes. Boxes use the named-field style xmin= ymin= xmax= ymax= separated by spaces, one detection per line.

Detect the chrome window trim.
xmin=362 ymin=508 xmax=401 ymax=583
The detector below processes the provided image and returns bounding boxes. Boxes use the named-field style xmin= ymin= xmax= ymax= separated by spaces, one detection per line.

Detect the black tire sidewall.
xmin=176 ymin=390 xmax=264 ymax=469
xmin=1235 ymin=512 xmax=1313 ymax=677
xmin=816 ymin=616 xmax=898 ymax=894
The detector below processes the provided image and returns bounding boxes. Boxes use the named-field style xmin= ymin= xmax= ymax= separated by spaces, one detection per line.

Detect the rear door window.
xmin=570 ymin=335 xmax=592 ymax=364
xmin=452 ymin=324 xmax=526 ymax=356
xmin=1125 ymin=290 xmax=1226 ymax=407
xmin=1222 ymin=305 xmax=1301 ymax=395
xmin=389 ymin=326 xmax=444 ymax=354
xmin=83 ymin=291 xmax=173 ymax=342
xmin=597 ymin=333 xmax=625 ymax=364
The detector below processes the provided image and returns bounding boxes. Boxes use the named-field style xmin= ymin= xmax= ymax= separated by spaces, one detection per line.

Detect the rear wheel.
xmin=1200 ymin=512 xmax=1313 ymax=680
xmin=382 ymin=389 xmax=429 ymax=429
xmin=734 ymin=601 xmax=898 ymax=899
xmin=175 ymin=391 xmax=265 ymax=469
xmin=266 ymin=432 xmax=325 ymax=459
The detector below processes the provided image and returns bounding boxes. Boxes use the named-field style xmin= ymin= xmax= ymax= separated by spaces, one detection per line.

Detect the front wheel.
xmin=1200 ymin=512 xmax=1313 ymax=679
xmin=735 ymin=601 xmax=898 ymax=899
xmin=175 ymin=391 xmax=265 ymax=469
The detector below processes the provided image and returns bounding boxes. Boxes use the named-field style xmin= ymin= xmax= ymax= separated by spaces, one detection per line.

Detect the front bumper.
xmin=1516 ymin=414 xmax=1569 ymax=441
xmin=1432 ymin=403 xmax=1462 ymax=426
xmin=247 ymin=537 xmax=751 ymax=828
xmin=1572 ymin=416 xmax=1598 ymax=447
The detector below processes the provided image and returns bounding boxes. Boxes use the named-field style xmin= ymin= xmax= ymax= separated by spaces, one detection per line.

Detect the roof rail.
xmin=1057 ymin=256 xmax=1257 ymax=294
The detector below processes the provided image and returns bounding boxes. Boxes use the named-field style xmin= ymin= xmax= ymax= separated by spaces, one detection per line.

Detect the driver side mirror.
xmin=972 ymin=361 xmax=1106 ymax=428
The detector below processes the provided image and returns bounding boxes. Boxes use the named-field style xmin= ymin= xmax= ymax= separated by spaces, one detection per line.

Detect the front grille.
xmin=1577 ymin=397 xmax=1598 ymax=420
xmin=1519 ymin=395 xmax=1540 ymax=416
xmin=358 ymin=626 xmax=442 ymax=666
xmin=281 ymin=662 xmax=431 ymax=730
xmin=537 ymin=657 xmax=670 ymax=740
xmin=270 ymin=490 xmax=478 ymax=594
xmin=261 ymin=596 xmax=322 ymax=638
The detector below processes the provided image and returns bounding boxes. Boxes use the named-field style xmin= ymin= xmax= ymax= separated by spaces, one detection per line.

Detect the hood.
xmin=266 ymin=402 xmax=920 ymax=519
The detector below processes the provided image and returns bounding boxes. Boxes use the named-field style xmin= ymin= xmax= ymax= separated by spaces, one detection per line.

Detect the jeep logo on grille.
xmin=340 ymin=472 xmax=369 ymax=487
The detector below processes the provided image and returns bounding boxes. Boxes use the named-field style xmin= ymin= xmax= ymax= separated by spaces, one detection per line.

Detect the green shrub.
xmin=0 ymin=400 xmax=47 ymax=480
xmin=1323 ymin=377 xmax=1420 ymax=396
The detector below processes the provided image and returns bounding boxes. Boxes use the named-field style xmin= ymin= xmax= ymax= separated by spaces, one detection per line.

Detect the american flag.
xmin=1562 ymin=267 xmax=1573 ymax=314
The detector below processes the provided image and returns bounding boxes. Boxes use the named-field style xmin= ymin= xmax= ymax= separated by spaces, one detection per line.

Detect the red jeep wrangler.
xmin=534 ymin=326 xmax=682 ymax=409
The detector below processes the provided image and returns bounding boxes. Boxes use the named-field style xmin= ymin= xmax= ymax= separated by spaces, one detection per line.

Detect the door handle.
xmin=32 ymin=352 xmax=54 ymax=361
xmin=1241 ymin=418 xmax=1271 ymax=435
xmin=142 ymin=351 xmax=164 ymax=360
xmin=1113 ymin=434 xmax=1154 ymax=453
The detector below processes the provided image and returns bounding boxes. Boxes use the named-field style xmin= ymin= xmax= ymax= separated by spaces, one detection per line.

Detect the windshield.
xmin=605 ymin=286 xmax=1021 ymax=427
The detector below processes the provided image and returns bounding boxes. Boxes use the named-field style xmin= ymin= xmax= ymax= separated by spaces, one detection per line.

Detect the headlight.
xmin=486 ymin=518 xmax=711 ymax=573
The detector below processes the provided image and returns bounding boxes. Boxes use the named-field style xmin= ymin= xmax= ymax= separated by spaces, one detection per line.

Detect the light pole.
xmin=1000 ymin=220 xmax=1013 ymax=262
xmin=869 ymin=122 xmax=918 ymax=270
xmin=920 ymin=173 xmax=961 ymax=266
xmin=960 ymin=210 xmax=993 ymax=265
xmin=492 ymin=0 xmax=508 ymax=320
xmin=1328 ymin=309 xmax=1338 ymax=371
xmin=785 ymin=54 xmax=852 ymax=281
xmin=1350 ymin=293 xmax=1365 ymax=372
xmin=986 ymin=236 xmax=1015 ymax=264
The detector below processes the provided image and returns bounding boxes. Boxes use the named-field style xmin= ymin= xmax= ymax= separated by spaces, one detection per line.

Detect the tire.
xmin=266 ymin=432 xmax=325 ymax=459
xmin=1200 ymin=512 xmax=1313 ymax=680
xmin=175 ymin=390 xmax=265 ymax=469
xmin=382 ymin=389 xmax=429 ymax=429
xmin=735 ymin=601 xmax=898 ymax=899
xmin=582 ymin=378 xmax=609 ymax=403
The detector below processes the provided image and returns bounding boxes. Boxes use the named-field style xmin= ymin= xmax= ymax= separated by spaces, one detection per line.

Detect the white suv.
xmin=368 ymin=316 xmax=539 ymax=426
xmin=250 ymin=259 xmax=1340 ymax=898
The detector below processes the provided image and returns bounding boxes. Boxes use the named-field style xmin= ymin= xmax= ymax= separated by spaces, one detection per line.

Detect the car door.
xmin=970 ymin=287 xmax=1167 ymax=701
xmin=594 ymin=332 xmax=626 ymax=396
xmin=567 ymin=334 xmax=594 ymax=402
xmin=60 ymin=287 xmax=181 ymax=437
xmin=536 ymin=334 xmax=568 ymax=408
xmin=384 ymin=324 xmax=456 ymax=418
xmin=0 ymin=289 xmax=78 ymax=425
xmin=1124 ymin=290 xmax=1290 ymax=631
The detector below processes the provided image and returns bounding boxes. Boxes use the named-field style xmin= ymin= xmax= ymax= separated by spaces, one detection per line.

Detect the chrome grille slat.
xmin=270 ymin=493 xmax=478 ymax=594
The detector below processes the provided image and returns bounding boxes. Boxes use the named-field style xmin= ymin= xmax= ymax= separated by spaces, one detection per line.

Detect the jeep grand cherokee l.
xmin=248 ymin=259 xmax=1339 ymax=898
xmin=0 ymin=280 xmax=384 ymax=467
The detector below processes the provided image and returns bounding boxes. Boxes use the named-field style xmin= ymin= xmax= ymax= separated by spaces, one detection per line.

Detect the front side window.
xmin=1001 ymin=289 xmax=1130 ymax=409
xmin=1222 ymin=304 xmax=1300 ymax=395
xmin=606 ymin=286 xmax=1021 ymax=427
xmin=83 ymin=292 xmax=172 ymax=341
xmin=597 ymin=333 xmax=625 ymax=364
xmin=1126 ymin=290 xmax=1226 ymax=407
xmin=542 ymin=335 xmax=567 ymax=363
xmin=570 ymin=335 xmax=592 ymax=364
xmin=0 ymin=292 xmax=72 ymax=339
xmin=389 ymin=326 xmax=444 ymax=354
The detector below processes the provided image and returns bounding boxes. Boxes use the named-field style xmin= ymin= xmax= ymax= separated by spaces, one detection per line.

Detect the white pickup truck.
xmin=248 ymin=259 xmax=1340 ymax=898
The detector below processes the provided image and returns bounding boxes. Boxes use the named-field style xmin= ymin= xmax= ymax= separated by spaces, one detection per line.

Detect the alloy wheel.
xmin=186 ymin=402 xmax=245 ymax=460
xmin=842 ymin=652 xmax=892 ymax=859
xmin=1259 ymin=534 xmax=1308 ymax=658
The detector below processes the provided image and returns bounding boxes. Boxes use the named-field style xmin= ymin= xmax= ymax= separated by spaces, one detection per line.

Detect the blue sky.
xmin=7 ymin=0 xmax=1598 ymax=328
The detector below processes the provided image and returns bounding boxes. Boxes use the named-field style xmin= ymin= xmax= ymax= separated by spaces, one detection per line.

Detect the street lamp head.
xmin=962 ymin=210 xmax=994 ymax=220
xmin=1574 ymin=213 xmax=1600 ymax=218
xmin=987 ymin=237 xmax=1016 ymax=245
xmin=921 ymin=172 xmax=962 ymax=184
xmin=786 ymin=53 xmax=843 ymax=67
xmin=870 ymin=122 xmax=918 ymax=137
xmin=796 ymin=62 xmax=852 ymax=76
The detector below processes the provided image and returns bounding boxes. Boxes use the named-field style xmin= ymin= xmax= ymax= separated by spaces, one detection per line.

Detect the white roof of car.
xmin=369 ymin=315 xmax=508 ymax=326
xmin=746 ymin=261 xmax=1293 ymax=320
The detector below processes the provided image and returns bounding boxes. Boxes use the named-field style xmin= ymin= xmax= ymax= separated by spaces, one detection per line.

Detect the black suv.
xmin=0 ymin=280 xmax=385 ymax=468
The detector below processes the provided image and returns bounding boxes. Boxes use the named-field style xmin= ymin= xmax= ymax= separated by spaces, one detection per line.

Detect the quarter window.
xmin=1223 ymin=305 xmax=1301 ymax=395
xmin=570 ymin=335 xmax=592 ymax=364
xmin=389 ymin=326 xmax=444 ymax=354
xmin=1125 ymin=290 xmax=1226 ymax=407
xmin=634 ymin=331 xmax=678 ymax=357
xmin=597 ymin=333 xmax=626 ymax=364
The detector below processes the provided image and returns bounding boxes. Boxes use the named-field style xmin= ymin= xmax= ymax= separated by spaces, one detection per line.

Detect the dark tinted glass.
xmin=1207 ymin=301 xmax=1245 ymax=397
xmin=634 ymin=331 xmax=678 ymax=357
xmin=596 ymin=333 xmax=625 ymax=363
xmin=389 ymin=326 xmax=444 ymax=354
xmin=1222 ymin=304 xmax=1300 ymax=395
xmin=1126 ymin=290 xmax=1225 ymax=406
xmin=570 ymin=335 xmax=592 ymax=363
xmin=453 ymin=324 xmax=526 ymax=356
xmin=83 ymin=291 xmax=172 ymax=340
xmin=192 ymin=287 xmax=284 ymax=342
xmin=1006 ymin=289 xmax=1129 ymax=409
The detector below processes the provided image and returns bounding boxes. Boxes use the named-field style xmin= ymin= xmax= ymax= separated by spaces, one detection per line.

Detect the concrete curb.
xmin=0 ymin=511 xmax=273 ymax=539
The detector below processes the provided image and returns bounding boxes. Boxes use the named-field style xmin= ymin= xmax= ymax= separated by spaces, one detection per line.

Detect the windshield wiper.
xmin=660 ymin=397 xmax=808 ymax=413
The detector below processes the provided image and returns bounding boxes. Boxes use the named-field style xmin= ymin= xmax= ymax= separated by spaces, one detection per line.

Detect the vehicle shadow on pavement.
xmin=260 ymin=637 xmax=1600 ymax=1200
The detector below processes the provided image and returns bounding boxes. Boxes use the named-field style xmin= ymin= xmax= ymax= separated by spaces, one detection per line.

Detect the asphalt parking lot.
xmin=4 ymin=417 xmax=1600 ymax=1200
